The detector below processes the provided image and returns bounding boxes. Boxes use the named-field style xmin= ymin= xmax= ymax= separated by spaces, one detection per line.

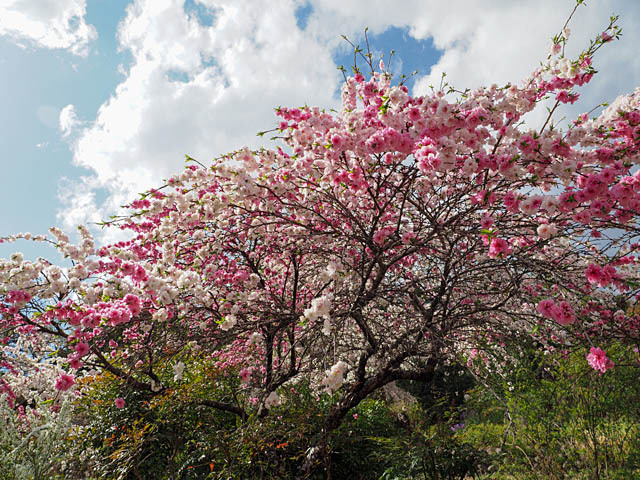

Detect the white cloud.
xmin=59 ymin=104 xmax=79 ymax=137
xmin=0 ymin=0 xmax=97 ymax=56
xmin=59 ymin=0 xmax=340 ymax=230
xmin=58 ymin=0 xmax=640 ymax=234
xmin=307 ymin=0 xmax=640 ymax=127
xmin=57 ymin=175 xmax=104 ymax=227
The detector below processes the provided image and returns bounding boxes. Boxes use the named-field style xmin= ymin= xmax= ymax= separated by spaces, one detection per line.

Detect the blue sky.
xmin=1 ymin=0 xmax=639 ymax=261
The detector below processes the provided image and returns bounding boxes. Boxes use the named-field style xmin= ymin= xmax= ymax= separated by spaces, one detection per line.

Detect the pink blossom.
xmin=503 ymin=191 xmax=520 ymax=212
xmin=122 ymin=263 xmax=136 ymax=276
xmin=586 ymin=347 xmax=614 ymax=373
xmin=537 ymin=223 xmax=557 ymax=239
xmin=124 ymin=294 xmax=142 ymax=316
xmin=552 ymin=301 xmax=576 ymax=325
xmin=54 ymin=374 xmax=75 ymax=391
xmin=537 ymin=299 xmax=556 ymax=318
xmin=330 ymin=134 xmax=344 ymax=148
xmin=133 ymin=265 xmax=147 ymax=282
xmin=239 ymin=368 xmax=251 ymax=383
xmin=74 ymin=341 xmax=90 ymax=357
xmin=407 ymin=107 xmax=421 ymax=122
xmin=69 ymin=357 xmax=83 ymax=369
xmin=114 ymin=397 xmax=126 ymax=409
xmin=488 ymin=238 xmax=512 ymax=259
xmin=556 ymin=90 xmax=579 ymax=104
xmin=585 ymin=263 xmax=602 ymax=284
xmin=480 ymin=214 xmax=494 ymax=230
xmin=401 ymin=231 xmax=416 ymax=244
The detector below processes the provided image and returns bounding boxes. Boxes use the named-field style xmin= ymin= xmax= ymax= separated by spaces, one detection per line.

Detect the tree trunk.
xmin=298 ymin=359 xmax=437 ymax=478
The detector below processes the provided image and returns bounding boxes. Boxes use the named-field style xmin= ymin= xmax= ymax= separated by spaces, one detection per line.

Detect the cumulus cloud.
xmin=59 ymin=104 xmax=80 ymax=137
xmin=59 ymin=0 xmax=340 ymax=230
xmin=307 ymin=0 xmax=640 ymax=127
xmin=0 ymin=0 xmax=97 ymax=56
xmin=58 ymin=0 xmax=640 ymax=234
xmin=57 ymin=175 xmax=104 ymax=227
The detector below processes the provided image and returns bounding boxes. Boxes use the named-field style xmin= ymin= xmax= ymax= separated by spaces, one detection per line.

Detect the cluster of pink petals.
xmin=584 ymin=263 xmax=620 ymax=287
xmin=54 ymin=374 xmax=75 ymax=391
xmin=488 ymin=238 xmax=512 ymax=259
xmin=5 ymin=290 xmax=31 ymax=304
xmin=536 ymin=299 xmax=576 ymax=326
xmin=586 ymin=347 xmax=614 ymax=373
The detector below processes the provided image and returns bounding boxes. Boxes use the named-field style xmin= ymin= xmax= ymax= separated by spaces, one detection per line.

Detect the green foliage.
xmin=327 ymin=390 xmax=491 ymax=480
xmin=379 ymin=421 xmax=490 ymax=480
xmin=204 ymin=382 xmax=323 ymax=479
xmin=65 ymin=359 xmax=327 ymax=479
xmin=67 ymin=362 xmax=247 ymax=480
xmin=329 ymin=399 xmax=405 ymax=478
xmin=460 ymin=344 xmax=640 ymax=479
xmin=398 ymin=363 xmax=475 ymax=423
xmin=11 ymin=345 xmax=637 ymax=479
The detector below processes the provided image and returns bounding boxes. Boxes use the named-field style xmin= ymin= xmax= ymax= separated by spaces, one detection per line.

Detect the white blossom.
xmin=220 ymin=315 xmax=237 ymax=331
xmin=323 ymin=361 xmax=347 ymax=392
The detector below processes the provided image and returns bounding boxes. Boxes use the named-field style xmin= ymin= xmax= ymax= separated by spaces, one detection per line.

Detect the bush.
xmin=460 ymin=344 xmax=640 ymax=479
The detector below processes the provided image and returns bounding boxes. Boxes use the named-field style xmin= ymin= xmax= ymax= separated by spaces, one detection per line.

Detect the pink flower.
xmin=114 ymin=397 xmax=126 ymax=409
xmin=69 ymin=357 xmax=83 ymax=369
xmin=330 ymin=133 xmax=344 ymax=148
xmin=74 ymin=341 xmax=90 ymax=357
xmin=124 ymin=294 xmax=142 ymax=316
xmin=133 ymin=265 xmax=147 ymax=282
xmin=503 ymin=191 xmax=520 ymax=212
xmin=586 ymin=347 xmax=614 ymax=373
xmin=121 ymin=263 xmax=136 ymax=276
xmin=556 ymin=91 xmax=578 ymax=104
xmin=585 ymin=263 xmax=602 ymax=284
xmin=537 ymin=223 xmax=557 ymax=239
xmin=536 ymin=299 xmax=556 ymax=318
xmin=480 ymin=214 xmax=494 ymax=229
xmin=601 ymin=31 xmax=613 ymax=43
xmin=488 ymin=237 xmax=512 ymax=259
xmin=407 ymin=107 xmax=421 ymax=122
xmin=54 ymin=374 xmax=75 ymax=391
xmin=239 ymin=368 xmax=251 ymax=383
xmin=553 ymin=301 xmax=576 ymax=326
xmin=401 ymin=231 xmax=416 ymax=244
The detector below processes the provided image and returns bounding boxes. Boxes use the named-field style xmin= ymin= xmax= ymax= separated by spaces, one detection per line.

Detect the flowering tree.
xmin=1 ymin=4 xmax=639 ymax=469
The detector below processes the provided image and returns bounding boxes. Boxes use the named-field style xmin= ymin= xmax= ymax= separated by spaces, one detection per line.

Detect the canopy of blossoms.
xmin=1 ymin=12 xmax=638 ymax=432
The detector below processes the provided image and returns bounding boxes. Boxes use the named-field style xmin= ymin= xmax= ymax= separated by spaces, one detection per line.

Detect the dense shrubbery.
xmin=2 ymin=344 xmax=639 ymax=478
xmin=459 ymin=343 xmax=640 ymax=479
